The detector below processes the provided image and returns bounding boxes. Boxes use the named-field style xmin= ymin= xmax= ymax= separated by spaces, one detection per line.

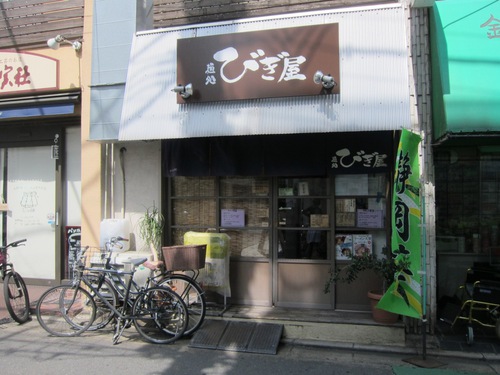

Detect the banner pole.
xmin=421 ymin=190 xmax=427 ymax=360
xmin=403 ymin=140 xmax=445 ymax=369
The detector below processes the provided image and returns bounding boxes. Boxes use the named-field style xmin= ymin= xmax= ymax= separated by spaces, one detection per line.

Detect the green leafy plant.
xmin=324 ymin=248 xmax=411 ymax=294
xmin=138 ymin=204 xmax=164 ymax=261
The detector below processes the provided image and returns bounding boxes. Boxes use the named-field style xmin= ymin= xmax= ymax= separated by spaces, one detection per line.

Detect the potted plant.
xmin=324 ymin=248 xmax=411 ymax=323
xmin=138 ymin=204 xmax=164 ymax=262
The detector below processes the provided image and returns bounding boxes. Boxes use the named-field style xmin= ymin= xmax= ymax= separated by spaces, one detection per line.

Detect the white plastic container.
xmin=100 ymin=219 xmax=130 ymax=252
xmin=114 ymin=251 xmax=153 ymax=291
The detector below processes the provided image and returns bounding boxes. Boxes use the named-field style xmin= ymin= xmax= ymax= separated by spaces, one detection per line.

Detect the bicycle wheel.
xmin=158 ymin=274 xmax=206 ymax=335
xmin=3 ymin=271 xmax=30 ymax=324
xmin=36 ymin=285 xmax=96 ymax=337
xmin=85 ymin=274 xmax=118 ymax=330
xmin=133 ymin=286 xmax=188 ymax=344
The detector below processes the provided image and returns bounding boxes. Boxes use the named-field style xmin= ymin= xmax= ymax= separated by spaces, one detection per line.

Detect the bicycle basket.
xmin=86 ymin=246 xmax=109 ymax=268
xmin=162 ymin=245 xmax=206 ymax=271
xmin=0 ymin=250 xmax=5 ymax=265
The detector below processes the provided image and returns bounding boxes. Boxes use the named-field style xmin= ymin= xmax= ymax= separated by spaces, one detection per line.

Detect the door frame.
xmin=1 ymin=123 xmax=65 ymax=285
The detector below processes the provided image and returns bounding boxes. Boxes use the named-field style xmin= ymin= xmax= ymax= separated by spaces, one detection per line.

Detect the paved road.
xmin=1 ymin=318 xmax=499 ymax=375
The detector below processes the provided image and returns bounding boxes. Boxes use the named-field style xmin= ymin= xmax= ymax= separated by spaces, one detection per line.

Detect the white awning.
xmin=119 ymin=4 xmax=411 ymax=141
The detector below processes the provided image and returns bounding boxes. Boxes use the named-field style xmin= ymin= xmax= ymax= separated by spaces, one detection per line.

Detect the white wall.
xmin=110 ymin=140 xmax=162 ymax=252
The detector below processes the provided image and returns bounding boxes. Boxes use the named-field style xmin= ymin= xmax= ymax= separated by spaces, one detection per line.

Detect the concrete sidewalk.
xmin=2 ymin=283 xmax=500 ymax=363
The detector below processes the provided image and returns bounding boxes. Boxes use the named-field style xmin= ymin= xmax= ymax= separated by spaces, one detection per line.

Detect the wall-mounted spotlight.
xmin=172 ymin=83 xmax=193 ymax=99
xmin=47 ymin=35 xmax=82 ymax=52
xmin=313 ymin=71 xmax=336 ymax=90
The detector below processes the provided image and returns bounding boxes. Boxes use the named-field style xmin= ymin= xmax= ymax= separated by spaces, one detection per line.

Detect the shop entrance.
xmin=168 ymin=173 xmax=390 ymax=310
xmin=164 ymin=133 xmax=394 ymax=310
xmin=168 ymin=176 xmax=335 ymax=308
xmin=274 ymin=177 xmax=333 ymax=309
xmin=4 ymin=146 xmax=57 ymax=281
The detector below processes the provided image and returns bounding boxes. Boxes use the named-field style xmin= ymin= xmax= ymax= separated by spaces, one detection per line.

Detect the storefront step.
xmin=206 ymin=305 xmax=406 ymax=347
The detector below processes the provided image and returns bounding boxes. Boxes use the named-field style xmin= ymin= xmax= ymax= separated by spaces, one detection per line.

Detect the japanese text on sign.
xmin=205 ymin=48 xmax=306 ymax=86
xmin=330 ymin=148 xmax=388 ymax=170
xmin=481 ymin=14 xmax=500 ymax=39
xmin=0 ymin=64 xmax=31 ymax=91
xmin=0 ymin=51 xmax=59 ymax=95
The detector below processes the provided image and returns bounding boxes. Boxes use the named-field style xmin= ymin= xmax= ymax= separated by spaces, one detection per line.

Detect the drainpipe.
xmin=110 ymin=143 xmax=114 ymax=219
xmin=104 ymin=144 xmax=109 ymax=219
xmin=119 ymin=147 xmax=127 ymax=219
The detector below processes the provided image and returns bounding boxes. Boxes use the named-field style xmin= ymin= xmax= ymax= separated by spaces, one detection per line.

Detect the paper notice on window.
xmin=221 ymin=209 xmax=245 ymax=227
xmin=356 ymin=209 xmax=384 ymax=228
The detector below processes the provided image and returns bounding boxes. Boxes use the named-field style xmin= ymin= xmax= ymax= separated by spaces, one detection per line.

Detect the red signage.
xmin=0 ymin=51 xmax=59 ymax=95
xmin=176 ymin=24 xmax=340 ymax=103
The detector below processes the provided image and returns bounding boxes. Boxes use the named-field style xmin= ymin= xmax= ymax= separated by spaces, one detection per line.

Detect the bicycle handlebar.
xmin=111 ymin=236 xmax=129 ymax=242
xmin=79 ymin=245 xmax=90 ymax=255
xmin=5 ymin=239 xmax=27 ymax=248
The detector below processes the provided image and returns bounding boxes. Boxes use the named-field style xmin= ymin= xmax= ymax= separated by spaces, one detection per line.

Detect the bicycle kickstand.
xmin=112 ymin=317 xmax=128 ymax=345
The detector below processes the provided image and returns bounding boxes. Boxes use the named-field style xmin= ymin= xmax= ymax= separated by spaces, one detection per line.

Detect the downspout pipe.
xmin=104 ymin=144 xmax=109 ymax=219
xmin=119 ymin=147 xmax=127 ymax=219
xmin=110 ymin=144 xmax=114 ymax=219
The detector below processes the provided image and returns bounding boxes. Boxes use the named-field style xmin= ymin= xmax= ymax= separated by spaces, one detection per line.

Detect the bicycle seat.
xmin=121 ymin=257 xmax=148 ymax=267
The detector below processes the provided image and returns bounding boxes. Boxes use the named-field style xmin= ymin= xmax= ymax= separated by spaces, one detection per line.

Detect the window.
xmin=169 ymin=176 xmax=271 ymax=258
xmin=333 ymin=174 xmax=389 ymax=261
xmin=277 ymin=178 xmax=329 ymax=259
xmin=168 ymin=174 xmax=390 ymax=261
xmin=435 ymin=147 xmax=500 ymax=255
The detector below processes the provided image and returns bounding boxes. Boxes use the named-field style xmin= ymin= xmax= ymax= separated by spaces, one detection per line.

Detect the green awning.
xmin=431 ymin=0 xmax=500 ymax=141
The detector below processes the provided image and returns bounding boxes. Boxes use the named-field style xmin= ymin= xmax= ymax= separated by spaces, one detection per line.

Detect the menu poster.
xmin=336 ymin=234 xmax=353 ymax=260
xmin=311 ymin=214 xmax=329 ymax=227
xmin=336 ymin=212 xmax=356 ymax=227
xmin=336 ymin=198 xmax=356 ymax=213
xmin=65 ymin=226 xmax=81 ymax=279
xmin=353 ymin=234 xmax=372 ymax=256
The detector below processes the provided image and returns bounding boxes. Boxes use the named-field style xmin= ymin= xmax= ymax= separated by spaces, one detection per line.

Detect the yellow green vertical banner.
xmin=377 ymin=129 xmax=422 ymax=318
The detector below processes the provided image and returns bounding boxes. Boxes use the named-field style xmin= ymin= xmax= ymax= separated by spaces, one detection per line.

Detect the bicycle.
xmin=81 ymin=237 xmax=206 ymax=336
xmin=35 ymin=243 xmax=189 ymax=344
xmin=1 ymin=239 xmax=30 ymax=324
xmin=147 ymin=264 xmax=206 ymax=336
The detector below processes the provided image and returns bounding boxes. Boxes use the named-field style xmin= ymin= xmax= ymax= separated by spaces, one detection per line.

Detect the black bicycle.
xmin=81 ymin=237 xmax=207 ymax=336
xmin=0 ymin=239 xmax=30 ymax=323
xmin=36 ymin=243 xmax=189 ymax=344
